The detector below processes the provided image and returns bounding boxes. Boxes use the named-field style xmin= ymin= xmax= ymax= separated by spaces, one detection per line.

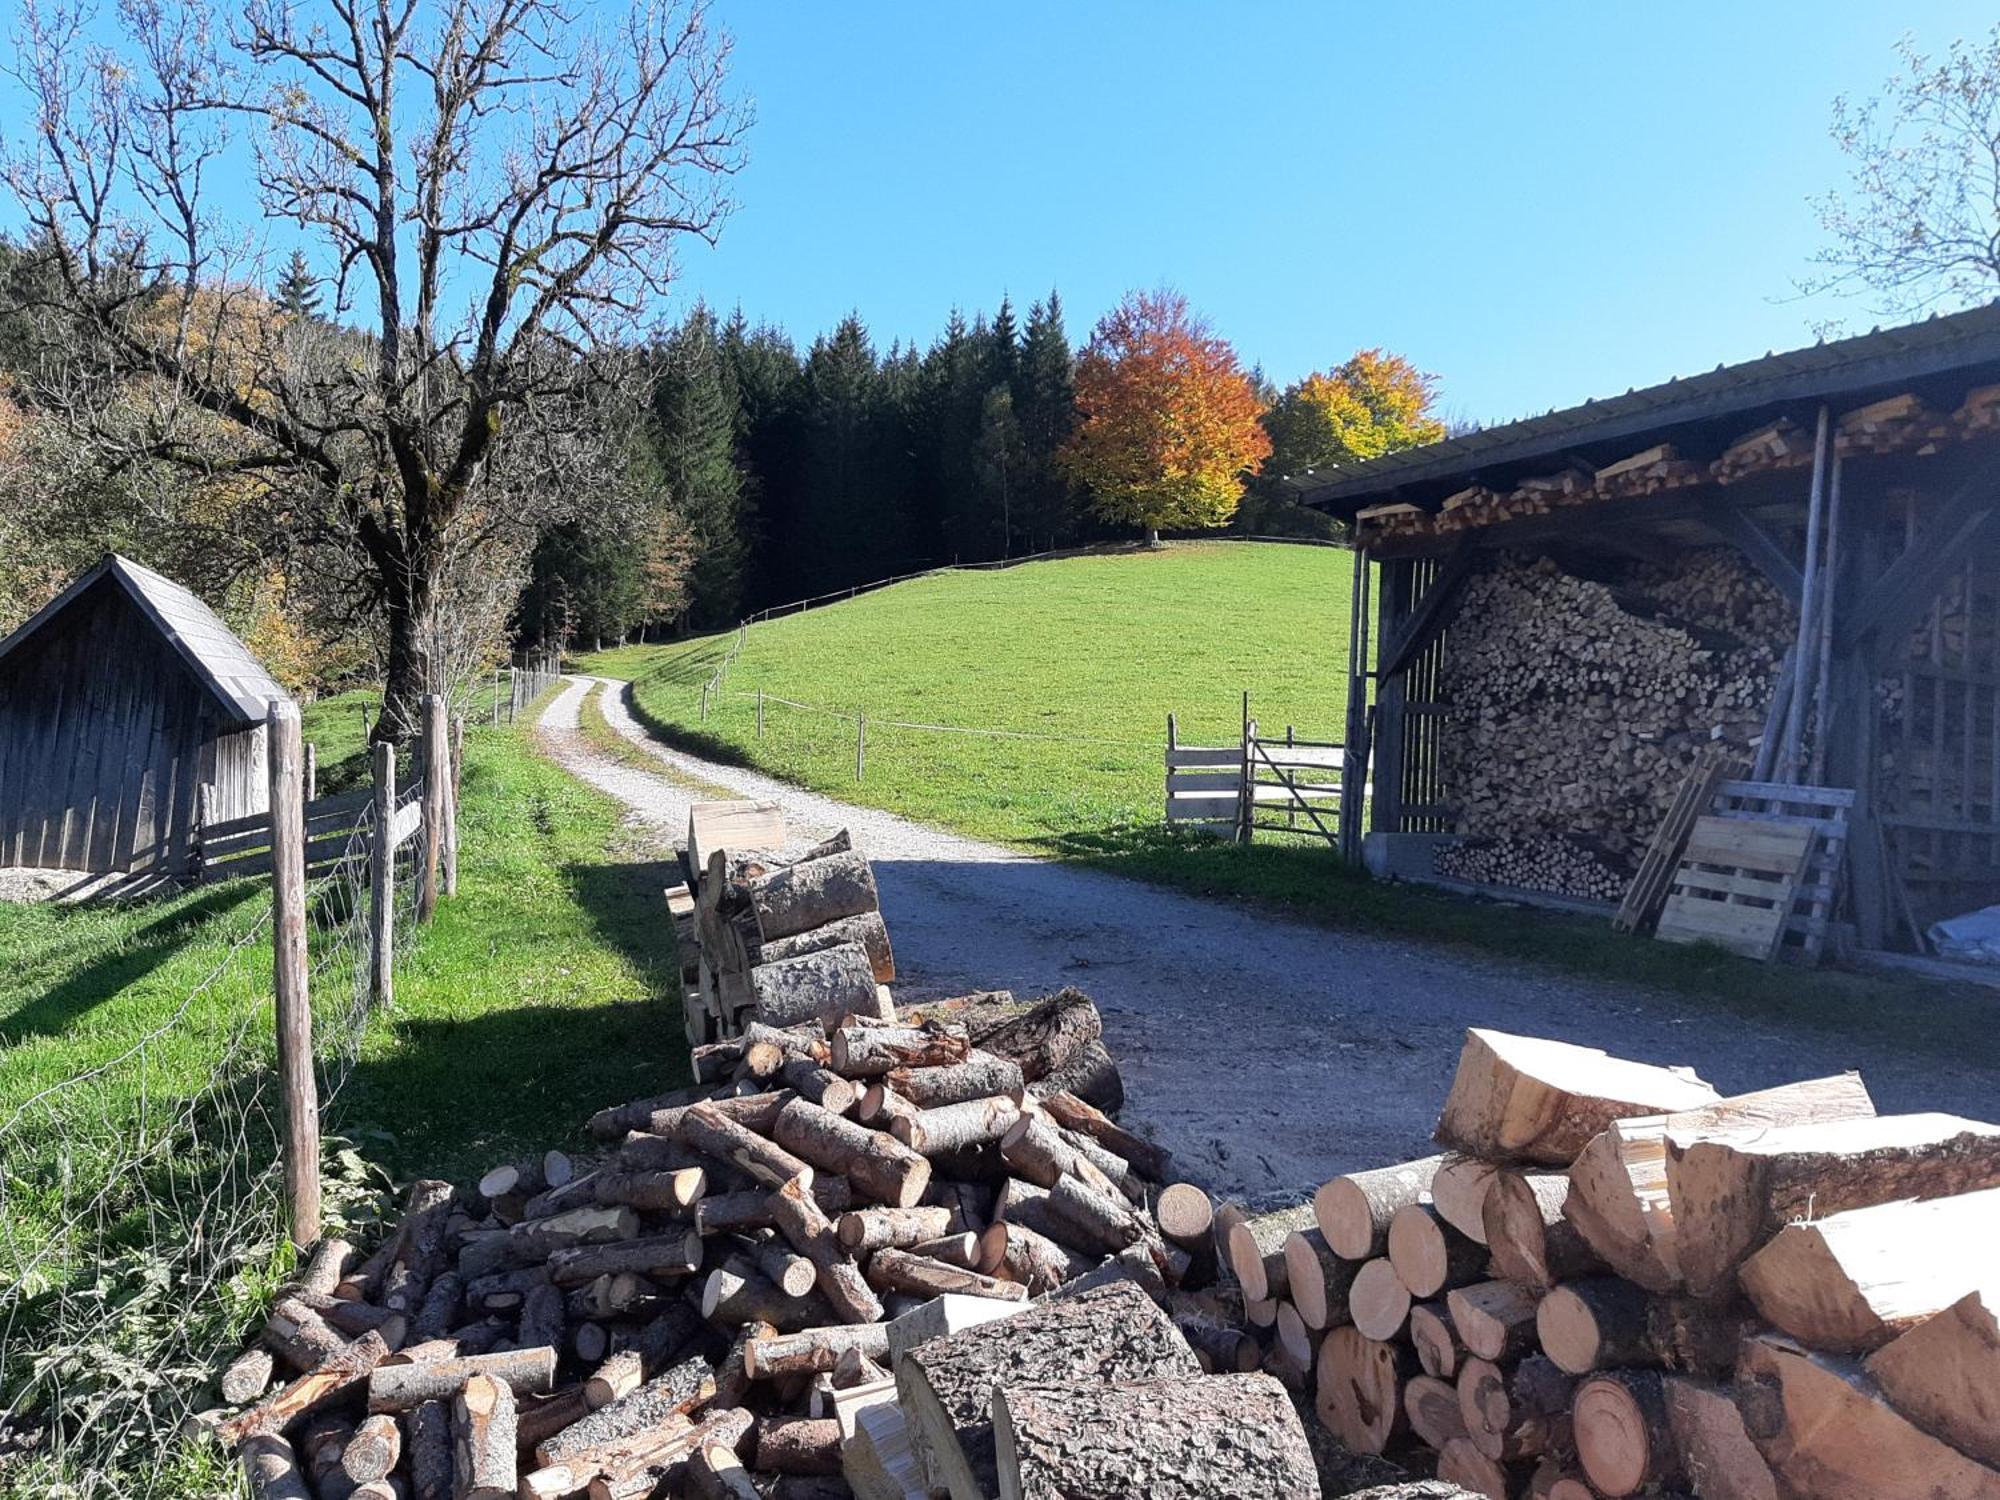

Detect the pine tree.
xmin=988 ymin=294 xmax=1018 ymax=391
xmin=721 ymin=309 xmax=806 ymax=603
xmin=975 ymin=384 xmax=1026 ymax=557
xmin=799 ymin=315 xmax=882 ymax=591
xmin=650 ymin=305 xmax=749 ymax=627
xmin=275 ymin=249 xmax=321 ymax=320
xmin=1015 ymin=290 xmax=1081 ymax=550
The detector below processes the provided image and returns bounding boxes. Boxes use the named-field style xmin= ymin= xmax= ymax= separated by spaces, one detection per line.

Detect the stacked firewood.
xmin=1212 ymin=1026 xmax=2000 ymax=1499
xmin=1435 ymin=550 xmax=1789 ymax=898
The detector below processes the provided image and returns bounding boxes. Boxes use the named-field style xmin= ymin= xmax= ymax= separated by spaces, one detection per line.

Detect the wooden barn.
xmin=0 ymin=553 xmax=292 ymax=877
xmin=1286 ymin=303 xmax=2000 ymax=958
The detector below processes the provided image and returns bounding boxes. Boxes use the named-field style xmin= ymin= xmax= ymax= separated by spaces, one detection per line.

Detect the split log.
xmin=1737 ymin=1185 xmax=2000 ymax=1351
xmin=751 ymin=943 xmax=883 ymax=1028
xmin=1028 ymin=1037 xmax=1123 ymax=1113
xmin=1407 ymin=1373 xmax=1472 ymax=1450
xmin=217 ymin=1332 xmax=393 ymax=1446
xmin=365 ymin=1348 xmax=558 ymax=1413
xmin=404 ymin=1400 xmax=451 ymax=1500
xmin=1574 ymin=1369 xmax=1679 ymax=1498
xmin=1667 ymin=1111 xmax=2000 ymax=1297
xmin=866 ymin=1247 xmax=1027 ymax=1303
xmin=221 ymin=1346 xmax=276 ymax=1404
xmin=889 ymin=1050 xmax=1025 ymax=1110
xmin=907 ymin=1230 xmax=979 ymax=1267
xmin=894 ymin=1280 xmax=1201 ymax=1500
xmin=978 ymin=1220 xmax=1091 ymax=1295
xmin=768 ymin=1174 xmax=886 ymax=1325
xmin=1284 ymin=1227 xmax=1359 ymax=1331
xmin=990 ymin=1373 xmax=1319 ymax=1499
xmin=1458 ymin=1355 xmax=1573 ymax=1464
xmin=837 ymin=1205 xmax=955 ymax=1254
xmin=918 ymin=986 xmax=1102 ymax=1084
xmin=1409 ymin=1303 xmax=1465 ymax=1379
xmin=1435 ymin=1029 xmax=1718 ymax=1166
xmin=341 ymin=1413 xmax=403 ymax=1482
xmin=1660 ymin=1375 xmax=1777 ymax=1500
xmin=1349 ymin=1258 xmax=1413 ymax=1342
xmin=748 ymin=849 xmax=879 ymax=942
xmin=1315 ymin=1325 xmax=1415 ymax=1455
xmin=1483 ymin=1172 xmax=1605 ymax=1290
xmin=895 ymin=1095 xmax=1020 ymax=1156
xmin=832 ymin=1023 xmax=970 ymax=1077
xmin=773 ymin=1097 xmax=932 ymax=1208
xmin=1563 ymin=1073 xmax=1874 ymax=1293
xmin=1431 ymin=1156 xmax=1500 ymax=1245
xmin=533 ymin=1354 xmax=716 ymax=1467
xmin=1227 ymin=1202 xmax=1315 ymax=1302
xmin=744 ymin=1322 xmax=892 ymax=1380
xmin=1865 ymin=1289 xmax=2000 ymax=1467
xmin=754 ymin=1416 xmax=843 ymax=1475
xmin=451 ymin=1373 xmax=517 ymax=1500
xmin=1037 ymin=1089 xmax=1172 ymax=1181
xmin=1315 ymin=1155 xmax=1448 ymax=1260
xmin=676 ymin=1099 xmax=816 ymax=1190
xmin=1736 ymin=1333 xmax=2000 ymax=1499
xmin=1446 ymin=1280 xmax=1540 ymax=1364
xmin=760 ymin=909 xmax=895 ymax=983
xmin=240 ymin=1433 xmax=311 ymax=1500
xmin=885 ymin=1292 xmax=1025 ymax=1371
xmin=1388 ymin=1203 xmax=1484 ymax=1298
xmin=697 ymin=1178 xmax=853 ymax=1236
xmin=547 ymin=1231 xmax=703 ymax=1287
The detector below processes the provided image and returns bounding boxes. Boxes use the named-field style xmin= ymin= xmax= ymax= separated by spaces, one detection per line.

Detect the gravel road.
xmin=542 ymin=675 xmax=1999 ymax=1205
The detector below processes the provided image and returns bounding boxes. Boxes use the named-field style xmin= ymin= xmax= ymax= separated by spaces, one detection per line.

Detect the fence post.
xmin=510 ymin=667 xmax=519 ymax=722
xmin=756 ymin=689 xmax=764 ymax=739
xmin=370 ymin=742 xmax=395 ymax=1008
xmin=1165 ymin=713 xmax=1176 ymax=827
xmin=443 ymin=713 xmax=463 ymax=899
xmin=266 ymin=700 xmax=321 ymax=1249
xmin=1238 ymin=715 xmax=1256 ymax=846
xmin=304 ymin=741 xmax=317 ymax=803
xmin=418 ymin=693 xmax=447 ymax=923
xmin=492 ymin=668 xmax=501 ymax=727
xmin=856 ymin=711 xmax=866 ymax=782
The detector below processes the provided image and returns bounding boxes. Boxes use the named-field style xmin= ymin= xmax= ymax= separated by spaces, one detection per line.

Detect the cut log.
xmin=779 ymin=1057 xmax=862 ymax=1116
xmin=341 ymin=1412 xmax=403 ymax=1482
xmin=676 ymin=1099 xmax=817 ymax=1191
xmin=1446 ymin=1280 xmax=1540 ymax=1364
xmin=586 ymin=1349 xmax=646 ymax=1410
xmin=697 ymin=1178 xmax=853 ymax=1237
xmin=412 ymin=1270 xmax=464 ymax=1341
xmin=745 ymin=1322 xmax=892 ymax=1380
xmin=1045 ymin=1172 xmax=1147 ymax=1257
xmin=547 ymin=1231 xmax=704 ymax=1287
xmin=1458 ymin=1354 xmax=1573 ymax=1464
xmin=1737 ymin=1185 xmax=2000 ymax=1351
xmin=837 ymin=1205 xmax=955 ymax=1254
xmin=752 ymin=943 xmax=883 ymax=1029
xmin=593 ymin=1167 xmax=707 ymax=1215
xmin=1562 ymin=1073 xmax=1875 ymax=1294
xmin=221 ymin=1346 xmax=276 ymax=1404
xmin=895 ymin=1280 xmax=1201 ymax=1500
xmin=1574 ymin=1370 xmax=1679 ymax=1497
xmin=754 ymin=1416 xmax=843 ymax=1475
xmin=1410 ymin=1303 xmax=1465 ymax=1380
xmin=832 ymin=1022 xmax=971 ymax=1077
xmin=748 ymin=849 xmax=880 ymax=943
xmin=753 ymin=1239 xmax=821 ymax=1299
xmin=263 ymin=1296 xmax=355 ymax=1374
xmin=1483 ymin=1172 xmax=1604 ymax=1290
xmin=1866 ymin=1290 xmax=2000 ymax=1468
xmin=294 ymin=1236 xmax=357 ymax=1301
xmin=978 ymin=1220 xmax=1091 ymax=1296
xmin=1535 ymin=1278 xmax=1740 ymax=1376
xmin=1667 ymin=1112 xmax=2000 ymax=1298
xmin=760 ymin=909 xmax=896 ymax=984
xmin=919 ymin=986 xmax=1103 ymax=1085
xmin=405 ymin=1400 xmax=451 ymax=1500
xmin=1284 ymin=1227 xmax=1359 ymax=1331
xmin=240 ymin=1433 xmax=311 ymax=1500
xmin=517 ymin=1282 xmax=565 ymax=1355
xmin=1036 ymin=1090 xmax=1172 ymax=1182
xmin=1315 ymin=1155 xmax=1447 ymax=1260
xmin=381 ymin=1180 xmax=456 ymax=1315
xmin=998 ymin=1110 xmax=1115 ymax=1198
xmin=1387 ymin=1203 xmax=1484 ymax=1298
xmin=690 ymin=1440 xmax=765 ymax=1500
xmin=1660 ymin=1375 xmax=1777 ymax=1500
xmin=991 ymin=1372 xmax=1319 ymax=1500
xmin=990 ymin=1177 xmax=1094 ymax=1258
xmin=365 ymin=1348 xmax=557 ymax=1413
xmin=1349 ymin=1258 xmax=1413 ymax=1342
xmin=1407 ymin=1373 xmax=1471 ymax=1449
xmin=217 ymin=1332 xmax=393 ymax=1446
xmin=1315 ymin=1324 xmax=1415 ymax=1455
xmin=451 ymin=1373 xmax=517 ymax=1500
xmin=890 ymin=1050 xmax=1025 ymax=1110
xmin=773 ymin=1097 xmax=932 ymax=1209
xmin=534 ymin=1354 xmax=716 ymax=1467
xmin=867 ymin=1247 xmax=1027 ymax=1304
xmin=701 ymin=1263 xmax=832 ymax=1333
xmin=1227 ymin=1202 xmax=1315 ymax=1302
xmin=769 ymin=1173 xmax=886 ymax=1325
xmin=1432 ymin=1156 xmax=1500 ymax=1246
xmin=894 ymin=1096 xmax=1020 ymax=1156
xmin=1028 ymin=1037 xmax=1124 ymax=1113
xmin=1737 ymin=1333 xmax=2000 ymax=1499
xmin=1435 ymin=1029 xmax=1719 ymax=1166
xmin=1170 ymin=1298 xmax=1261 ymax=1375
xmin=1435 ymin=1438 xmax=1520 ymax=1500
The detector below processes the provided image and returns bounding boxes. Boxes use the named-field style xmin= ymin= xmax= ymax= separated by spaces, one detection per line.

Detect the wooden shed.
xmin=1285 ymin=303 xmax=2000 ymax=957
xmin=0 ymin=553 xmax=292 ymax=876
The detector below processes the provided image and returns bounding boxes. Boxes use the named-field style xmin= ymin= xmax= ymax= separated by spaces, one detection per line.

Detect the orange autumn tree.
xmin=1060 ymin=289 xmax=1271 ymax=542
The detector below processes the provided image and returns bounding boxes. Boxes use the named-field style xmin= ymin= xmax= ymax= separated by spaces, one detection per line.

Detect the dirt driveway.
xmin=542 ymin=675 xmax=1999 ymax=1205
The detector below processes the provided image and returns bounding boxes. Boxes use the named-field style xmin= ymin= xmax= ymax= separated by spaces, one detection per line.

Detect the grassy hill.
xmin=584 ymin=541 xmax=1354 ymax=852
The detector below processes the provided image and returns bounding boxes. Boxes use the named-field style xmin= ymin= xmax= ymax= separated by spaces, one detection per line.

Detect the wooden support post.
xmin=304 ymin=743 xmax=317 ymax=803
xmin=418 ymin=694 xmax=447 ymax=923
xmin=1373 ymin=559 xmax=1411 ymax=836
xmin=1779 ymin=405 xmax=1832 ymax=783
xmin=361 ymin=705 xmax=372 ymax=742
xmin=1339 ymin=546 xmax=1373 ymax=863
xmin=1809 ymin=454 xmax=1846 ymax=786
xmin=443 ymin=714 xmax=463 ymax=899
xmin=370 ymin=743 xmax=395 ymax=1008
xmin=1239 ymin=715 xmax=1256 ymax=846
xmin=267 ymin=701 xmax=321 ymax=1249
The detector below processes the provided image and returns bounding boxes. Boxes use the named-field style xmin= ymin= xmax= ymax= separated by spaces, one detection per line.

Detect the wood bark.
xmin=1866 ymin=1289 xmax=2000 ymax=1468
xmin=993 ymin=1177 xmax=1095 ymax=1258
xmin=263 ymin=1295 xmax=355 ymax=1374
xmin=1667 ymin=1111 xmax=2000 ymax=1298
xmin=1435 ymin=1029 xmax=1718 ymax=1166
xmin=759 ymin=908 xmax=896 ymax=983
xmin=832 ymin=1022 xmax=971 ymax=1077
xmin=1483 ymin=1172 xmax=1604 ymax=1290
xmin=918 ymin=986 xmax=1102 ymax=1085
xmin=1660 ymin=1375 xmax=1777 ymax=1500
xmin=1737 ymin=1332 xmax=2000 ymax=1499
xmin=1315 ymin=1324 xmax=1415 ymax=1455
xmin=769 ymin=1173 xmax=886 ymax=1324
xmin=1574 ymin=1369 xmax=1679 ymax=1498
xmin=1534 ymin=1278 xmax=1739 ymax=1376
xmin=895 ymin=1280 xmax=1200 ymax=1500
xmin=1284 ymin=1227 xmax=1359 ymax=1331
xmin=451 ymin=1372 xmax=518 ymax=1500
xmin=753 ymin=1416 xmax=843 ymax=1475
xmin=773 ymin=1097 xmax=932 ymax=1209
xmin=742 ymin=1322 xmax=892 ymax=1380
xmin=676 ymin=1099 xmax=817 ymax=1191
xmin=751 ymin=943 xmax=882 ymax=1029
xmin=1028 ymin=1037 xmax=1124 ymax=1113
xmin=404 ymin=1399 xmax=451 ymax=1500
xmin=1737 ymin=1184 xmax=2000 ymax=1351
xmin=1562 ymin=1073 xmax=1874 ymax=1294
xmin=1227 ymin=1202 xmax=1315 ymax=1303
xmin=748 ymin=849 xmax=880 ymax=942
xmin=1315 ymin=1155 xmax=1447 ymax=1260
xmin=381 ymin=1180 xmax=456 ymax=1315
xmin=991 ymin=1373 xmax=1319 ymax=1500
xmin=1458 ymin=1355 xmax=1574 ymax=1464
xmin=1046 ymin=1173 xmax=1146 ymax=1256
xmin=890 ymin=1050 xmax=1025 ymax=1110
xmin=1387 ymin=1203 xmax=1484 ymax=1298
xmin=547 ymin=1231 xmax=704 ymax=1287
xmin=365 ymin=1348 xmax=557 ymax=1412
xmin=1446 ymin=1280 xmax=1540 ymax=1364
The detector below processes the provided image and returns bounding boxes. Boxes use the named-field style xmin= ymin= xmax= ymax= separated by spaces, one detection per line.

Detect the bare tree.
xmin=3 ymin=0 xmax=746 ymax=739
xmin=1808 ymin=28 xmax=2000 ymax=314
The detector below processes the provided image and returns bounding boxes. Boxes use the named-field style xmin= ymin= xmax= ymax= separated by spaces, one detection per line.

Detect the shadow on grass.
xmin=0 ymin=883 xmax=266 ymax=1045
xmin=616 ymin=683 xmax=769 ymax=774
xmin=564 ymin=858 xmax=687 ymax=998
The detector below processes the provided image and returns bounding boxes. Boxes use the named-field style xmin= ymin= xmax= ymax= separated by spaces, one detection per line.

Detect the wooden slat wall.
xmin=0 ymin=578 xmax=230 ymax=874
xmin=1396 ymin=557 xmax=1455 ymax=835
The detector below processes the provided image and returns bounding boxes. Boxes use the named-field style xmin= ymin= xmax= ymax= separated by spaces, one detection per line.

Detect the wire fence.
xmin=0 ymin=769 xmax=431 ymax=1496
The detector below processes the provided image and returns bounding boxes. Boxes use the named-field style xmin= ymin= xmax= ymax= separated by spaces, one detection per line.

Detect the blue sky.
xmin=676 ymin=1 xmax=1993 ymax=425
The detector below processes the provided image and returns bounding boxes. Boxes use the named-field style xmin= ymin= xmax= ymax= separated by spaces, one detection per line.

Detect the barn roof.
xmin=1283 ymin=301 xmax=2000 ymax=517
xmin=0 ymin=554 xmax=293 ymax=726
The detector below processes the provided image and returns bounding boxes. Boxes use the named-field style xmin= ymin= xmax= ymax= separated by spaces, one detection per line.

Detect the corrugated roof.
xmin=1284 ymin=301 xmax=2000 ymax=515
xmin=0 ymin=553 xmax=293 ymax=726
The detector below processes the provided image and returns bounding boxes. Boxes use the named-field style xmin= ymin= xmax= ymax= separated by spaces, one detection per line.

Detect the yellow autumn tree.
xmin=1263 ymin=348 xmax=1446 ymax=476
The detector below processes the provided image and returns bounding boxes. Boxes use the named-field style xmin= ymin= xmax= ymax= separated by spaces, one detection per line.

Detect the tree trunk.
xmin=750 ymin=943 xmax=883 ymax=1030
xmin=991 ymin=1373 xmax=1318 ymax=1500
xmin=896 ymin=1280 xmax=1200 ymax=1500
xmin=747 ymin=851 xmax=881 ymax=943
xmin=377 ymin=563 xmax=434 ymax=747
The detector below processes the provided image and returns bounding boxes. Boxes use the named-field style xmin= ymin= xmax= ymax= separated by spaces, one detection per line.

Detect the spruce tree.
xmin=1015 ymin=290 xmax=1081 ymax=550
xmin=651 ymin=305 xmax=749 ymax=627
xmin=275 ymin=248 xmax=321 ymax=320
xmin=974 ymin=385 xmax=1026 ymax=557
xmin=799 ymin=315 xmax=881 ymax=591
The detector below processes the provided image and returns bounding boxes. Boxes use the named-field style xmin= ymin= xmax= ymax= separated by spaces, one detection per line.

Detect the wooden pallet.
xmin=1710 ymin=780 xmax=1853 ymax=963
xmin=1655 ymin=815 xmax=1815 ymax=961
xmin=1613 ymin=748 xmax=1738 ymax=933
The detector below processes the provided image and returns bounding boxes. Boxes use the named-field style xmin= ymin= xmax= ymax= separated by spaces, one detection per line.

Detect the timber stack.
xmin=1205 ymin=1024 xmax=2000 ymax=1499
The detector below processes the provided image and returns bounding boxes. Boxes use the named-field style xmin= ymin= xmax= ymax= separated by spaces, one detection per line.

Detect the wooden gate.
xmin=1163 ymin=708 xmax=1349 ymax=849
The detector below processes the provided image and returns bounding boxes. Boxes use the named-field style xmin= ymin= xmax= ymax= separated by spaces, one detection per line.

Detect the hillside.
xmin=583 ymin=542 xmax=1355 ymax=851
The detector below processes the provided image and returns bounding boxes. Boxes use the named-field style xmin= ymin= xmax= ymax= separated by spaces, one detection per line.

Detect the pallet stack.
xmin=1213 ymin=1026 xmax=2000 ymax=1499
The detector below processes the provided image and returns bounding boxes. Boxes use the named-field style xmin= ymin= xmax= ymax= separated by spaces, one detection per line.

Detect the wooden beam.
xmin=1379 ymin=540 xmax=1475 ymax=682
xmin=1702 ymin=504 xmax=1803 ymax=606
xmin=1840 ymin=478 xmax=2000 ymax=655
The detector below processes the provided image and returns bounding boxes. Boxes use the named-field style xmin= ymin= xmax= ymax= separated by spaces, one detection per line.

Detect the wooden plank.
xmin=1680 ymin=816 xmax=1815 ymax=873
xmin=688 ymin=799 xmax=786 ymax=885
xmin=1167 ymin=771 xmax=1244 ymax=793
xmin=1716 ymin=779 xmax=1856 ymax=809
xmin=1164 ymin=748 xmax=1243 ymax=769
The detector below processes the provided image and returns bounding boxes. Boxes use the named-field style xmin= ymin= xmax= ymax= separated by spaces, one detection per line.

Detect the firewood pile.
xmin=1352 ymin=383 xmax=2000 ymax=549
xmin=207 ymin=821 xmax=1367 ymax=1500
xmin=1213 ymin=1025 xmax=2000 ymax=1499
xmin=1433 ymin=550 xmax=1790 ymax=900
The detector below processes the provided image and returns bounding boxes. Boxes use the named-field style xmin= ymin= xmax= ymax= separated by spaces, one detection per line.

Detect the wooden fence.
xmin=1164 ymin=703 xmax=1350 ymax=848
